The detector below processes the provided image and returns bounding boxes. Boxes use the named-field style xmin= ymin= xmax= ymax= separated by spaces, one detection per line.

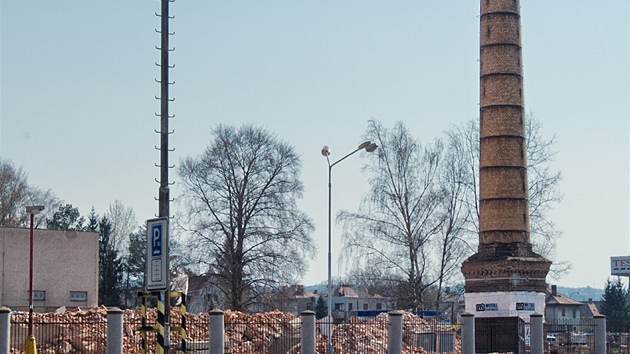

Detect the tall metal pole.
xmin=28 ymin=212 xmax=34 ymax=337
xmin=326 ymin=163 xmax=333 ymax=354
xmin=323 ymin=141 xmax=377 ymax=354
xmin=158 ymin=0 xmax=171 ymax=351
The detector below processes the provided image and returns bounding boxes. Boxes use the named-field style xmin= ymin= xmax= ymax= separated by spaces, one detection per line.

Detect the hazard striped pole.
xmin=157 ymin=295 xmax=166 ymax=354
xmin=180 ymin=293 xmax=187 ymax=353
xmin=141 ymin=295 xmax=148 ymax=354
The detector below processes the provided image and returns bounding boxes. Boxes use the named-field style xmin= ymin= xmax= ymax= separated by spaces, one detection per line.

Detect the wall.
xmin=0 ymin=227 xmax=99 ymax=311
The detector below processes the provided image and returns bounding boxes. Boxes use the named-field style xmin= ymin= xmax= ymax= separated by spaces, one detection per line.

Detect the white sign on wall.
xmin=146 ymin=217 xmax=169 ymax=291
xmin=465 ymin=292 xmax=546 ymax=322
xmin=611 ymin=256 xmax=630 ymax=276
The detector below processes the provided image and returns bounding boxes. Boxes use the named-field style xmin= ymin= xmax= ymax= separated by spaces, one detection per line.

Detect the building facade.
xmin=0 ymin=227 xmax=99 ymax=311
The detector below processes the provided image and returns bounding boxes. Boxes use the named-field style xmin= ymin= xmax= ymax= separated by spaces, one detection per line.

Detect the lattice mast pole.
xmin=157 ymin=0 xmax=173 ymax=351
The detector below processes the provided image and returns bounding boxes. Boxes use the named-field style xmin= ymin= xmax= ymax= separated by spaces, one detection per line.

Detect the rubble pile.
xmin=11 ymin=306 xmax=109 ymax=353
xmin=224 ymin=310 xmax=301 ymax=353
xmin=9 ymin=307 xmax=460 ymax=354
xmin=311 ymin=313 xmax=460 ymax=354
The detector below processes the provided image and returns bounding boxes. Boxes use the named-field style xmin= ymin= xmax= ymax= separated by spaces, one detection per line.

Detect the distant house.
xmin=545 ymin=285 xmax=583 ymax=331
xmin=330 ymin=285 xmax=393 ymax=322
xmin=186 ymin=275 xmax=226 ymax=314
xmin=277 ymin=285 xmax=317 ymax=315
xmin=581 ymin=299 xmax=602 ymax=319
xmin=0 ymin=227 xmax=99 ymax=311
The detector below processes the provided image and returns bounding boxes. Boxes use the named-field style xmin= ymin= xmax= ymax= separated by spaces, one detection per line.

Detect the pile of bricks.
xmin=10 ymin=307 xmax=460 ymax=353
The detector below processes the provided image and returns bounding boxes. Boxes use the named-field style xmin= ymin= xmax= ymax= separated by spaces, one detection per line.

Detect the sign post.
xmin=611 ymin=256 xmax=630 ymax=304
xmin=146 ymin=218 xmax=169 ymax=291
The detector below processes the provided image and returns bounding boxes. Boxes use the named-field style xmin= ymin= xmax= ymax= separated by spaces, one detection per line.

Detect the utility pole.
xmin=157 ymin=0 xmax=174 ymax=352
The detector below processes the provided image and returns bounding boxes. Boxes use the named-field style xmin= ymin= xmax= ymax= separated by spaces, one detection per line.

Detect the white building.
xmin=0 ymin=227 xmax=99 ymax=311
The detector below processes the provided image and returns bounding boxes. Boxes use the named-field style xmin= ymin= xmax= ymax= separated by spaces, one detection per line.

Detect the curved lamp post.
xmin=25 ymin=205 xmax=45 ymax=350
xmin=321 ymin=141 xmax=377 ymax=354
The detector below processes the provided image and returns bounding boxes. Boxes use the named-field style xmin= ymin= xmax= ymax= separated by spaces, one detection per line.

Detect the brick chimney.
xmin=461 ymin=0 xmax=550 ymax=294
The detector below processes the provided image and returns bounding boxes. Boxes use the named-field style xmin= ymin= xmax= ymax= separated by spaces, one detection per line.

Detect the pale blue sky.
xmin=1 ymin=1 xmax=628 ymax=289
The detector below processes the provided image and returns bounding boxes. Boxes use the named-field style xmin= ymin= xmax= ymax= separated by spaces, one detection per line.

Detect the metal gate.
xmin=475 ymin=316 xmax=526 ymax=354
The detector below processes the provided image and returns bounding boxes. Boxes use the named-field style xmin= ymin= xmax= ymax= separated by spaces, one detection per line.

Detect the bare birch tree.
xmin=447 ymin=114 xmax=566 ymax=276
xmin=339 ymin=120 xmax=447 ymax=312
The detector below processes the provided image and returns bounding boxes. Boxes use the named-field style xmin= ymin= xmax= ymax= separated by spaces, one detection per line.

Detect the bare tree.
xmin=0 ymin=159 xmax=31 ymax=227
xmin=448 ymin=114 xmax=566 ymax=277
xmin=178 ymin=124 xmax=315 ymax=311
xmin=339 ymin=120 xmax=447 ymax=312
xmin=105 ymin=200 xmax=138 ymax=256
xmin=0 ymin=159 xmax=60 ymax=228
xmin=432 ymin=131 xmax=476 ymax=309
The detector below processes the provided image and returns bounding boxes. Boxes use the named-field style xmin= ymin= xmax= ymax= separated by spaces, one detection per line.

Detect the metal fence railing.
xmin=545 ymin=318 xmax=596 ymax=354
xmin=10 ymin=310 xmax=108 ymax=353
xmin=9 ymin=308 xmax=461 ymax=354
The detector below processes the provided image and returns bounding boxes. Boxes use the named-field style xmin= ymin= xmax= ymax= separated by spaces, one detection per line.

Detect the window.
xmin=70 ymin=291 xmax=88 ymax=302
xmin=363 ymin=303 xmax=368 ymax=310
xmin=306 ymin=302 xmax=313 ymax=310
xmin=348 ymin=303 xmax=353 ymax=311
xmin=561 ymin=308 xmax=566 ymax=317
xmin=335 ymin=303 xmax=343 ymax=311
xmin=572 ymin=309 xmax=576 ymax=319
xmin=28 ymin=291 xmax=45 ymax=301
xmin=376 ymin=303 xmax=382 ymax=310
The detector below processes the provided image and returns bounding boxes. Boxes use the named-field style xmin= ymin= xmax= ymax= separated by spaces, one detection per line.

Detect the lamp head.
xmin=26 ymin=205 xmax=45 ymax=215
xmin=365 ymin=143 xmax=378 ymax=153
xmin=357 ymin=141 xmax=371 ymax=150
xmin=321 ymin=145 xmax=331 ymax=157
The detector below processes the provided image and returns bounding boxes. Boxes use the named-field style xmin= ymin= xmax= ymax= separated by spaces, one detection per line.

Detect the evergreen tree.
xmin=86 ymin=207 xmax=99 ymax=232
xmin=122 ymin=228 xmax=145 ymax=308
xmin=46 ymin=204 xmax=85 ymax=230
xmin=315 ymin=295 xmax=328 ymax=319
xmin=98 ymin=215 xmax=123 ymax=306
xmin=601 ymin=278 xmax=630 ymax=332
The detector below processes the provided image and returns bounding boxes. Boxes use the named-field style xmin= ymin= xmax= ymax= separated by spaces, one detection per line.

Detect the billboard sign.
xmin=146 ymin=217 xmax=169 ymax=290
xmin=611 ymin=256 xmax=630 ymax=276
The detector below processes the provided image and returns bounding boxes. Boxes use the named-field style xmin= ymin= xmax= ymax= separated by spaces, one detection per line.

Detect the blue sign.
xmin=151 ymin=224 xmax=162 ymax=257
xmin=146 ymin=218 xmax=168 ymax=290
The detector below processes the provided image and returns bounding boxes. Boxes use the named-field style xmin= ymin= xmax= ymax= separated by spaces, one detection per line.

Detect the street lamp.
xmin=25 ymin=205 xmax=44 ymax=349
xmin=321 ymin=140 xmax=377 ymax=354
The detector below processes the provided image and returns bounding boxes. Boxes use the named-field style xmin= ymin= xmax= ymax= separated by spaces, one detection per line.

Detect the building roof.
xmin=333 ymin=285 xmax=359 ymax=297
xmin=545 ymin=286 xmax=582 ymax=306
xmin=583 ymin=301 xmax=602 ymax=317
xmin=286 ymin=285 xmax=315 ymax=299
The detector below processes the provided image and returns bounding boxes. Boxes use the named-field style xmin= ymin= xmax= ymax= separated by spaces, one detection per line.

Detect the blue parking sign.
xmin=152 ymin=224 xmax=162 ymax=257
xmin=146 ymin=218 xmax=168 ymax=290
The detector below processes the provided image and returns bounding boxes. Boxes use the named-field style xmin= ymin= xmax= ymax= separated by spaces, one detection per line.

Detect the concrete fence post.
xmin=300 ymin=311 xmax=316 ymax=354
xmin=0 ymin=307 xmax=10 ymax=354
xmin=209 ymin=309 xmax=225 ymax=354
xmin=388 ymin=311 xmax=403 ymax=354
xmin=461 ymin=312 xmax=475 ymax=354
xmin=106 ymin=307 xmax=123 ymax=354
xmin=594 ymin=315 xmax=606 ymax=354
xmin=530 ymin=313 xmax=543 ymax=354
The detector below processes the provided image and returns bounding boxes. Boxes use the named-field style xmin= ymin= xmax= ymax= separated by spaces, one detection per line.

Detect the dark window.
xmin=363 ymin=303 xmax=368 ymax=310
xmin=70 ymin=291 xmax=88 ymax=301
xmin=376 ymin=303 xmax=382 ymax=310
xmin=28 ymin=291 xmax=45 ymax=301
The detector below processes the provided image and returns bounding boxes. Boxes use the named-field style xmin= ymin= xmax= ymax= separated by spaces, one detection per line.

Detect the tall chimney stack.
xmin=461 ymin=0 xmax=551 ymax=319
